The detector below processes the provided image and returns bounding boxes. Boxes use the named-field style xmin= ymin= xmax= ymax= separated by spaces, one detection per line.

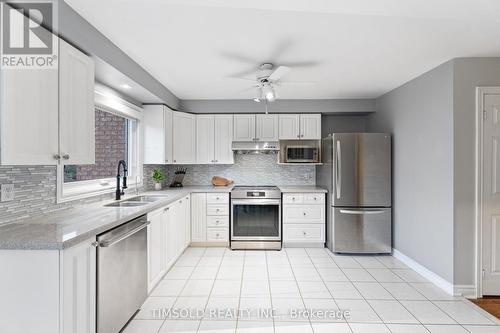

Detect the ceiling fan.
xmin=230 ymin=63 xmax=316 ymax=103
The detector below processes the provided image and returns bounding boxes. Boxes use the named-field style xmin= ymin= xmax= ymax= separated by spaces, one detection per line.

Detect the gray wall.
xmin=322 ymin=115 xmax=368 ymax=136
xmin=180 ymin=99 xmax=375 ymax=114
xmin=368 ymin=61 xmax=455 ymax=284
xmin=452 ymin=58 xmax=500 ymax=285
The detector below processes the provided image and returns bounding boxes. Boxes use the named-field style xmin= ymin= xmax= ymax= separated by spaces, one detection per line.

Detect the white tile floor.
xmin=124 ymin=247 xmax=500 ymax=333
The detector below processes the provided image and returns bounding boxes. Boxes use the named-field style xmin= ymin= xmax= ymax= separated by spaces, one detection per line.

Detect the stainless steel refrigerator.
xmin=317 ymin=133 xmax=392 ymax=254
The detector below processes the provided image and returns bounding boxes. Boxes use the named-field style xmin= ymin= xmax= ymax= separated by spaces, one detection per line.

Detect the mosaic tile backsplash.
xmin=164 ymin=154 xmax=315 ymax=186
xmin=0 ymin=155 xmax=314 ymax=225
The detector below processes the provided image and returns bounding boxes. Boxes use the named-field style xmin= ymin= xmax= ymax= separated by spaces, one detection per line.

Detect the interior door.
xmin=332 ymin=133 xmax=391 ymax=207
xmin=482 ymin=92 xmax=500 ymax=295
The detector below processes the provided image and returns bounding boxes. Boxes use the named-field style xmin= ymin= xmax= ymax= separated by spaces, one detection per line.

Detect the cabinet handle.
xmin=173 ymin=160 xmax=177 ymax=163
xmin=164 ymin=207 xmax=169 ymax=212
xmin=216 ymin=197 xmax=220 ymax=200
xmin=179 ymin=200 xmax=182 ymax=204
xmin=292 ymin=197 xmax=296 ymax=201
xmin=314 ymin=197 xmax=317 ymax=200
xmin=216 ymin=220 xmax=220 ymax=224
xmin=297 ymin=134 xmax=300 ymax=138
xmin=53 ymin=153 xmax=61 ymax=160
xmin=165 ymin=159 xmax=169 ymax=163
xmin=91 ymin=241 xmax=99 ymax=248
xmin=216 ymin=208 xmax=220 ymax=212
xmin=303 ymin=231 xmax=307 ymax=235
xmin=62 ymin=153 xmax=70 ymax=160
xmin=303 ymin=212 xmax=307 ymax=216
xmin=216 ymin=233 xmax=220 ymax=237
xmin=186 ymin=197 xmax=189 ymax=200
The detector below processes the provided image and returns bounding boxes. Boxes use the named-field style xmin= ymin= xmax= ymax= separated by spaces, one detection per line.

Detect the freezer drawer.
xmin=333 ymin=207 xmax=391 ymax=254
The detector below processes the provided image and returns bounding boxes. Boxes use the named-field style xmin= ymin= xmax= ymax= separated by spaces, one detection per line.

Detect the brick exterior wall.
xmin=65 ymin=110 xmax=128 ymax=182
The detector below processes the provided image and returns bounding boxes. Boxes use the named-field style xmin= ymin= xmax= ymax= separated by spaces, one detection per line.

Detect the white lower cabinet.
xmin=283 ymin=193 xmax=326 ymax=247
xmin=191 ymin=192 xmax=229 ymax=246
xmin=147 ymin=195 xmax=191 ymax=292
xmin=61 ymin=239 xmax=96 ymax=333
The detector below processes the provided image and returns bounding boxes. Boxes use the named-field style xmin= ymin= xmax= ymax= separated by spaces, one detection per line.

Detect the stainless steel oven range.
xmin=230 ymin=186 xmax=282 ymax=250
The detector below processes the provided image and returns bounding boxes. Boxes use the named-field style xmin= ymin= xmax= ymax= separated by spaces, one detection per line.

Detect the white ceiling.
xmin=66 ymin=0 xmax=500 ymax=100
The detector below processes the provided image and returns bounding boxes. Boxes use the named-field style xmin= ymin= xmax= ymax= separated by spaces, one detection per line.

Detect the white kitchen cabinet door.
xmin=61 ymin=238 xmax=96 ymax=333
xmin=196 ymin=115 xmax=215 ymax=164
xmin=233 ymin=114 xmax=256 ymax=141
xmin=164 ymin=204 xmax=177 ymax=269
xmin=143 ymin=105 xmax=165 ymax=164
xmin=300 ymin=114 xmax=322 ymax=140
xmin=144 ymin=105 xmax=173 ymax=164
xmin=279 ymin=114 xmax=300 ymax=140
xmin=173 ymin=112 xmax=196 ymax=164
xmin=183 ymin=195 xmax=191 ymax=248
xmin=214 ymin=115 xmax=234 ymax=164
xmin=147 ymin=208 xmax=165 ymax=292
xmin=0 ymin=66 xmax=59 ymax=165
xmin=164 ymin=108 xmax=173 ymax=164
xmin=191 ymin=193 xmax=207 ymax=242
xmin=59 ymin=39 xmax=95 ymax=165
xmin=256 ymin=114 xmax=279 ymax=141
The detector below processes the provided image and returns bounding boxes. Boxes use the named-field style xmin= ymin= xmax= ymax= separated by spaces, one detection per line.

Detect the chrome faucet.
xmin=116 ymin=160 xmax=128 ymax=200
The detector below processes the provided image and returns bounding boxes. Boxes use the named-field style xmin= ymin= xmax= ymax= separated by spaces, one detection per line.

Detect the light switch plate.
xmin=1 ymin=184 xmax=14 ymax=202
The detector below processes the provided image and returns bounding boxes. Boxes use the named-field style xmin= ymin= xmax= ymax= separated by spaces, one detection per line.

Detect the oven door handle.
xmin=231 ymin=199 xmax=281 ymax=205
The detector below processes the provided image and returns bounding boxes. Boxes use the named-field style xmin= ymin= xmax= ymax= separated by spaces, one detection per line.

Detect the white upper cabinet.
xmin=300 ymin=114 xmax=322 ymax=139
xmin=196 ymin=115 xmax=215 ymax=164
xmin=143 ymin=105 xmax=174 ymax=164
xmin=256 ymin=114 xmax=279 ymax=141
xmin=214 ymin=115 xmax=234 ymax=164
xmin=233 ymin=114 xmax=256 ymax=141
xmin=59 ymin=40 xmax=95 ymax=165
xmin=0 ymin=37 xmax=95 ymax=166
xmin=279 ymin=114 xmax=301 ymax=139
xmin=279 ymin=114 xmax=321 ymax=140
xmin=196 ymin=115 xmax=234 ymax=164
xmin=172 ymin=111 xmax=196 ymax=164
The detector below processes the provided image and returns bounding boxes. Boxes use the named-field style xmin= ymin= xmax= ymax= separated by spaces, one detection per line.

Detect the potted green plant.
xmin=152 ymin=169 xmax=163 ymax=190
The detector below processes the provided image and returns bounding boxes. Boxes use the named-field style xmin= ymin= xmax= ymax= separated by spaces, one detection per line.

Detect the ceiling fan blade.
xmin=225 ymin=76 xmax=256 ymax=82
xmin=268 ymin=66 xmax=291 ymax=82
xmin=278 ymin=80 xmax=317 ymax=85
xmin=280 ymin=61 xmax=321 ymax=68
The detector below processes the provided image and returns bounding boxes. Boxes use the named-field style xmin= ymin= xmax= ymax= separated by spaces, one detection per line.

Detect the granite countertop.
xmin=0 ymin=185 xmax=233 ymax=251
xmin=278 ymin=186 xmax=328 ymax=193
xmin=0 ymin=184 xmax=327 ymax=251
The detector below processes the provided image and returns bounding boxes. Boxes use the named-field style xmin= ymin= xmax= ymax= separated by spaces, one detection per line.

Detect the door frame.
xmin=475 ymin=86 xmax=500 ymax=298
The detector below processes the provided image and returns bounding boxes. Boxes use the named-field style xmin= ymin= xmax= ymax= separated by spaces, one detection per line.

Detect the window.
xmin=57 ymin=90 xmax=143 ymax=202
xmin=64 ymin=109 xmax=130 ymax=183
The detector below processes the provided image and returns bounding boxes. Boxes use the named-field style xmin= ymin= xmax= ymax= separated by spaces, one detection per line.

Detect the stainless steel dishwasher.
xmin=96 ymin=215 xmax=149 ymax=333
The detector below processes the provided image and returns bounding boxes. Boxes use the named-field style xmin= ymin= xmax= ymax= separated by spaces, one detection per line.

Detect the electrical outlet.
xmin=304 ymin=173 xmax=313 ymax=180
xmin=1 ymin=184 xmax=14 ymax=202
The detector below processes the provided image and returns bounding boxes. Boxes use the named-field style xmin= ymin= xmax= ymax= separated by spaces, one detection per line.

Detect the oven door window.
xmin=232 ymin=201 xmax=280 ymax=239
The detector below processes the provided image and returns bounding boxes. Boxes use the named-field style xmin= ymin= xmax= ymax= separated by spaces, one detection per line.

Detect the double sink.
xmin=104 ymin=195 xmax=168 ymax=207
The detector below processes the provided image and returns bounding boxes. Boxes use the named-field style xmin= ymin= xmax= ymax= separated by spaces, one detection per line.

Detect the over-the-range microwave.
xmin=279 ymin=140 xmax=321 ymax=163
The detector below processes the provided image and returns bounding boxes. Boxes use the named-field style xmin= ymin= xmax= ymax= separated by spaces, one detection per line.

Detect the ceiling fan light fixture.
xmin=261 ymin=83 xmax=276 ymax=102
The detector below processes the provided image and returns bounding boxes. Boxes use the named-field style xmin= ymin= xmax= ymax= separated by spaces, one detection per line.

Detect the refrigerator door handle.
xmin=339 ymin=209 xmax=385 ymax=215
xmin=336 ymin=140 xmax=342 ymax=199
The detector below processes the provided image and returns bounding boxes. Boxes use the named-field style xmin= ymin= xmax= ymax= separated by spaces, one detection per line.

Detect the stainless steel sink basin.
xmin=104 ymin=201 xmax=150 ymax=207
xmin=104 ymin=195 xmax=168 ymax=207
xmin=125 ymin=195 xmax=167 ymax=202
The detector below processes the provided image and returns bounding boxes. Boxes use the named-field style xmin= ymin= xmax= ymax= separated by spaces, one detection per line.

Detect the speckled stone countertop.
xmin=278 ymin=186 xmax=328 ymax=193
xmin=0 ymin=185 xmax=233 ymax=251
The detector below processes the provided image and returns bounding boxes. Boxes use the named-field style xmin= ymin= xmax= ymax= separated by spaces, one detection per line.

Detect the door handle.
xmin=339 ymin=209 xmax=385 ymax=215
xmin=98 ymin=222 xmax=150 ymax=247
xmin=335 ymin=140 xmax=342 ymax=199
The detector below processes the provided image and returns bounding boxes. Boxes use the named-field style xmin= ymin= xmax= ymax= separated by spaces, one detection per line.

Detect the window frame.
xmin=56 ymin=89 xmax=143 ymax=203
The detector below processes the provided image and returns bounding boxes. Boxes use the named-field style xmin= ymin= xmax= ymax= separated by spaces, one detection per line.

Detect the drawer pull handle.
xmin=216 ymin=208 xmax=220 ymax=212
xmin=314 ymin=197 xmax=317 ymax=200
xmin=303 ymin=231 xmax=307 ymax=235
xmin=216 ymin=220 xmax=220 ymax=224
xmin=216 ymin=233 xmax=220 ymax=237
xmin=303 ymin=212 xmax=306 ymax=216
xmin=292 ymin=197 xmax=296 ymax=201
xmin=216 ymin=197 xmax=220 ymax=200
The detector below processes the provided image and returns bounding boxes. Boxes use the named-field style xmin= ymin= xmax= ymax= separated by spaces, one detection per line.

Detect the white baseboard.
xmin=454 ymin=285 xmax=477 ymax=298
xmin=393 ymin=249 xmax=455 ymax=295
